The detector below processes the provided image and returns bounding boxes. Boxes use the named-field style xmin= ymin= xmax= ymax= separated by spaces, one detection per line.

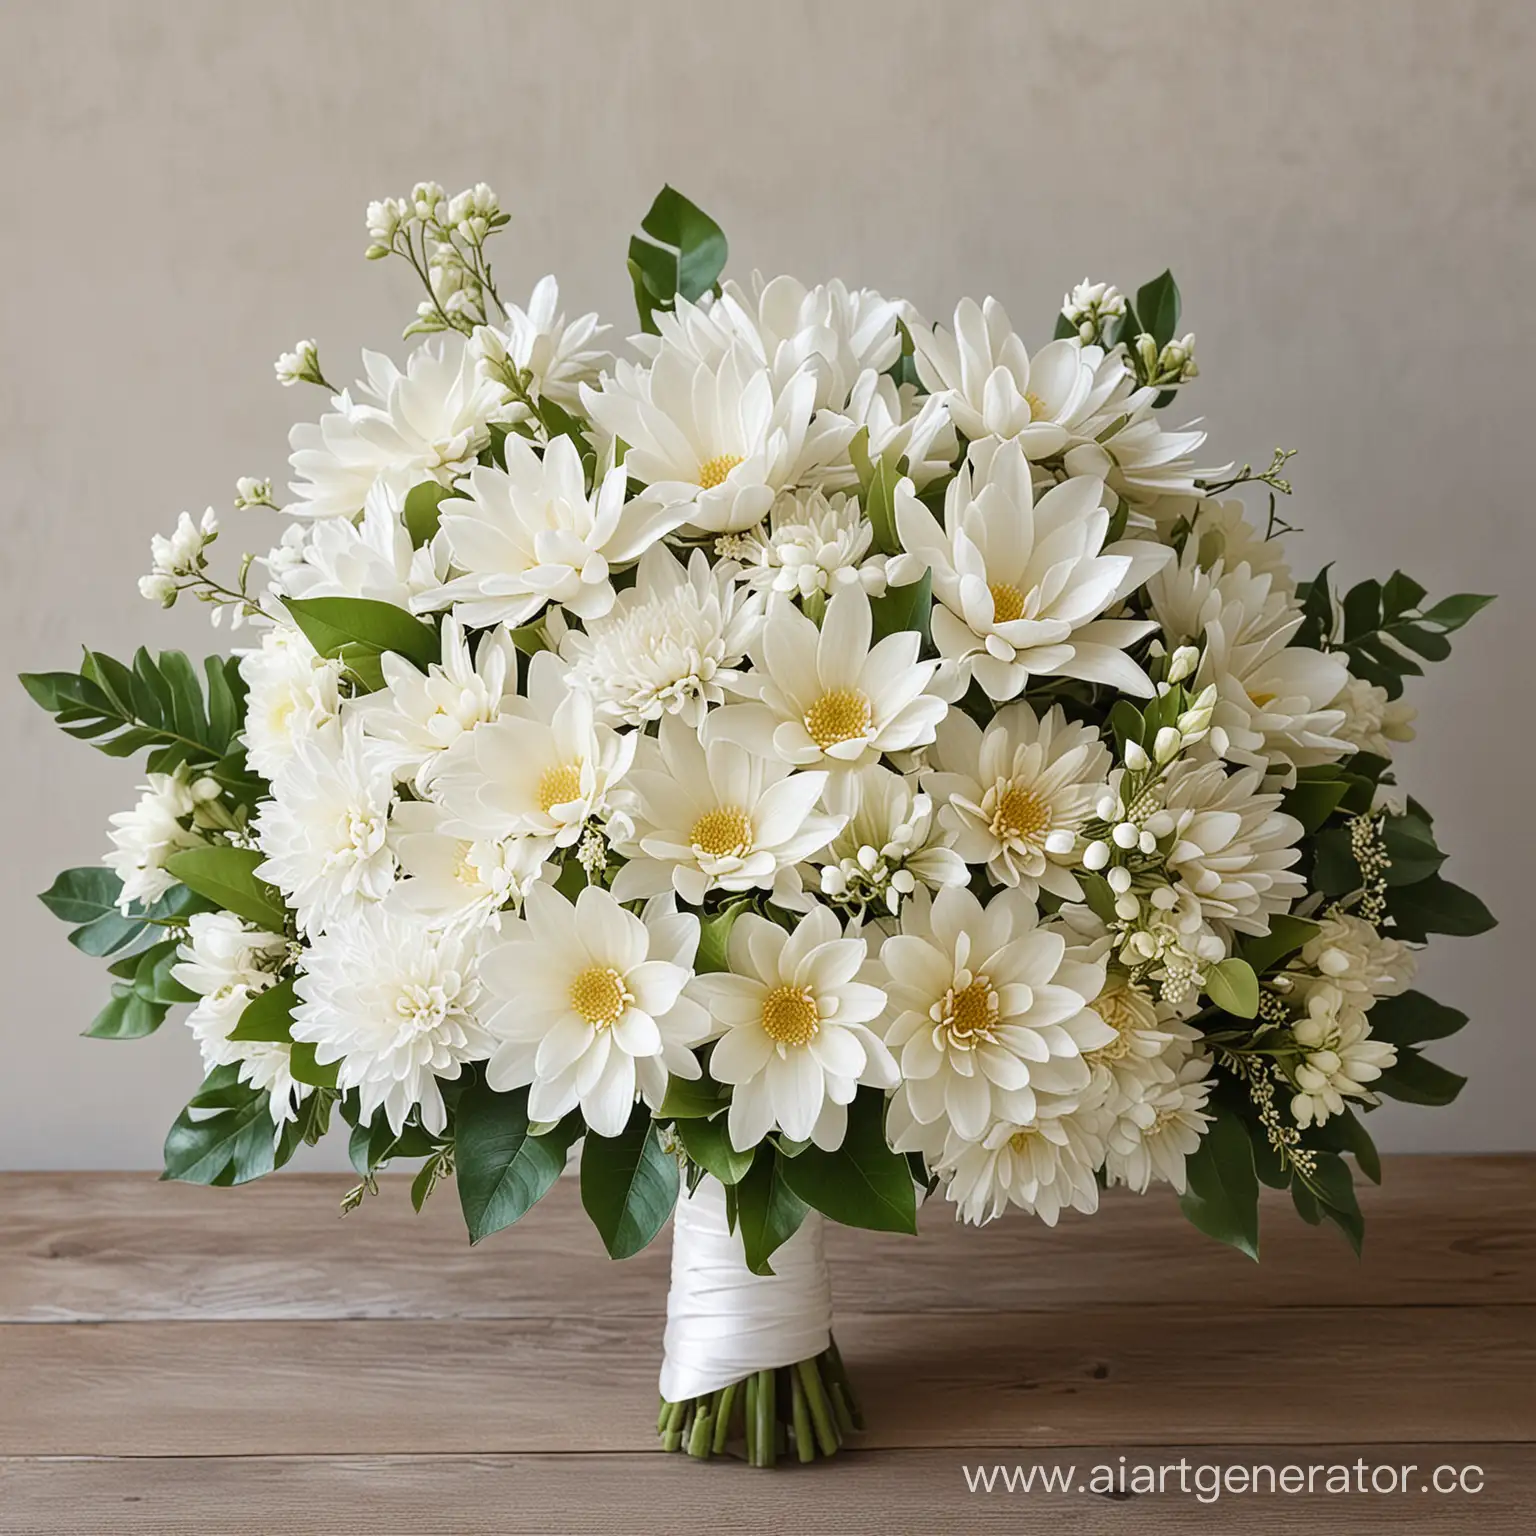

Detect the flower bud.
xmin=1154 ymin=726 xmax=1182 ymax=764
xmin=1082 ymin=840 xmax=1111 ymax=871
xmin=1124 ymin=741 xmax=1150 ymax=772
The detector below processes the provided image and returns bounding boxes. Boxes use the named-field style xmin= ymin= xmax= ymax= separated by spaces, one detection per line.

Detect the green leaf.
xmin=580 ymin=1103 xmax=679 ymax=1260
xmin=164 ymin=845 xmax=288 ymax=931
xmin=657 ymin=1072 xmax=727 ymax=1119
xmin=1283 ymin=778 xmax=1348 ymax=835
xmin=1364 ymin=990 xmax=1468 ymax=1047
xmin=162 ymin=1066 xmax=276 ymax=1186
xmin=1384 ymin=874 xmax=1495 ymax=943
xmin=85 ymin=983 xmax=165 ymax=1040
xmin=1239 ymin=914 xmax=1319 ymax=976
xmin=1373 ymin=1048 xmax=1466 ymax=1106
xmin=39 ymin=867 xmax=206 ymax=958
xmin=1381 ymin=813 xmax=1445 ymax=887
xmin=1302 ymin=1151 xmax=1365 ymax=1255
xmin=1134 ymin=270 xmax=1181 ymax=349
xmin=38 ymin=865 xmax=129 ymax=926
xmin=733 ymin=1144 xmax=810 ymax=1276
xmin=1418 ymin=592 xmax=1495 ymax=631
xmin=228 ymin=978 xmax=299 ymax=1042
xmin=696 ymin=900 xmax=750 ymax=976
xmin=1309 ymin=826 xmax=1359 ymax=897
xmin=1178 ymin=1112 xmax=1260 ymax=1260
xmin=848 ymin=428 xmax=902 ymax=557
xmin=275 ymin=1087 xmax=336 ymax=1167
xmin=284 ymin=596 xmax=440 ymax=674
xmin=403 ymin=480 xmax=453 ymax=546
xmin=288 ymin=1041 xmax=339 ymax=1090
xmin=1328 ymin=1108 xmax=1382 ymax=1185
xmin=869 ymin=568 xmax=932 ymax=646
xmin=778 ymin=1091 xmax=917 ymax=1235
xmin=1077 ymin=871 xmax=1118 ymax=926
xmin=455 ymin=1080 xmax=580 ymax=1243
xmin=1205 ymin=957 xmax=1259 ymax=1019
xmin=676 ymin=1114 xmax=754 ymax=1186
xmin=627 ymin=185 xmax=728 ymax=332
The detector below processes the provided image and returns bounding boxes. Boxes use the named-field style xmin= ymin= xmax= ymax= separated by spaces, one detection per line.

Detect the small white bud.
xmin=1096 ymin=794 xmax=1120 ymax=821
xmin=1138 ymin=829 xmax=1158 ymax=856
xmin=1082 ymin=840 xmax=1111 ymax=871
xmin=1107 ymin=866 xmax=1133 ymax=895
xmin=1168 ymin=645 xmax=1200 ymax=684
xmin=1149 ymin=885 xmax=1179 ymax=911
xmin=1113 ymin=894 xmax=1141 ymax=921
xmin=1112 ymin=821 xmax=1140 ymax=849
xmin=1043 ymin=829 xmax=1076 ymax=857
xmin=1124 ymin=741 xmax=1150 ymax=772
xmin=1208 ymin=726 xmax=1230 ymax=757
xmin=1154 ymin=726 xmax=1182 ymax=764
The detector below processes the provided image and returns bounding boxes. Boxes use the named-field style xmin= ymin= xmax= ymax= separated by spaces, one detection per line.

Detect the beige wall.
xmin=1 ymin=0 xmax=1530 ymax=1167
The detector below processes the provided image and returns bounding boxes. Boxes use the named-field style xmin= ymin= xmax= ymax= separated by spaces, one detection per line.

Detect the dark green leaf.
xmin=778 ymin=1091 xmax=917 ymax=1235
xmin=869 ymin=568 xmax=932 ymax=646
xmin=1283 ymin=778 xmax=1348 ymax=835
xmin=1239 ymin=914 xmax=1319 ymax=976
xmin=164 ymin=845 xmax=288 ymax=931
xmin=1178 ymin=1111 xmax=1260 ymax=1260
xmin=1329 ymin=1108 xmax=1382 ymax=1185
xmin=1302 ymin=1151 xmax=1364 ymax=1255
xmin=733 ymin=1144 xmax=810 ymax=1276
xmin=627 ymin=185 xmax=727 ymax=331
xmin=696 ymin=900 xmax=750 ymax=976
xmin=580 ymin=1103 xmax=679 ymax=1260
xmin=1381 ymin=813 xmax=1445 ymax=887
xmin=676 ymin=1114 xmax=754 ymax=1186
xmin=1365 ymin=990 xmax=1468 ymax=1047
xmin=657 ymin=1072 xmax=727 ymax=1119
xmin=288 ymin=1040 xmax=339 ymax=1090
xmin=228 ymin=978 xmax=299 ymax=1042
xmin=162 ymin=1067 xmax=276 ymax=1186
xmin=1134 ymin=270 xmax=1180 ymax=349
xmin=284 ymin=596 xmax=440 ymax=673
xmin=455 ymin=1080 xmax=580 ymax=1243
xmin=1373 ymin=1048 xmax=1466 ymax=1106
xmin=1384 ymin=874 xmax=1495 ymax=942
xmin=403 ymin=481 xmax=453 ymax=546
xmin=85 ymin=983 xmax=165 ymax=1040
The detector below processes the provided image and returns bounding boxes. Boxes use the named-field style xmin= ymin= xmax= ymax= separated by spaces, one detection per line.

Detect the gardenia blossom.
xmin=734 ymin=489 xmax=888 ymax=600
xmin=687 ymin=906 xmax=896 ymax=1152
xmin=479 ymin=884 xmax=711 ymax=1135
xmin=104 ymin=766 xmax=219 ymax=910
xmin=237 ymin=623 xmax=343 ymax=781
xmin=894 ymin=438 xmax=1172 ymax=701
xmin=1288 ymin=982 xmax=1397 ymax=1129
xmin=293 ymin=903 xmax=494 ymax=1135
xmin=1296 ymin=911 xmax=1416 ymax=1004
xmin=712 ymin=586 xmax=945 ymax=770
xmin=1330 ymin=676 xmax=1417 ymax=759
xmin=470 ymin=274 xmax=611 ymax=413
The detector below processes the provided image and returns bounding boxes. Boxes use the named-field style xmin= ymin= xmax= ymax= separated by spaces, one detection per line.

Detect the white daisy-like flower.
xmin=387 ymin=800 xmax=551 ymax=926
xmin=559 ymin=543 xmax=764 ymax=728
xmin=1101 ymin=1048 xmax=1214 ymax=1194
xmin=810 ymin=765 xmax=968 ymax=919
xmin=1288 ymin=982 xmax=1397 ymax=1129
xmin=1330 ymin=676 xmax=1417 ymax=759
xmin=104 ymin=765 xmax=219 ymax=911
xmin=479 ymin=884 xmax=710 ymax=1136
xmin=840 ymin=370 xmax=958 ymax=489
xmin=237 ymin=623 xmax=344 ymax=782
xmin=253 ymin=713 xmax=397 ymax=935
xmin=1296 ymin=911 xmax=1416 ymax=1005
xmin=879 ymin=885 xmax=1114 ymax=1142
xmin=894 ymin=438 xmax=1171 ymax=701
xmin=286 ymin=336 xmax=509 ymax=518
xmin=422 ymin=436 xmax=688 ymax=628
xmin=293 ymin=904 xmax=493 ymax=1135
xmin=1071 ymin=402 xmax=1213 ymax=506
xmin=349 ymin=615 xmax=518 ymax=791
xmin=735 ymin=489 xmax=888 ymax=600
xmin=609 ymin=713 xmax=842 ymax=907
xmin=1153 ymin=496 xmax=1295 ymax=595
xmin=470 ymin=274 xmax=611 ymax=414
xmin=922 ymin=701 xmax=1111 ymax=899
xmin=687 ymin=906 xmax=895 ymax=1152
xmin=1078 ymin=973 xmax=1191 ymax=1109
xmin=429 ymin=651 xmax=636 ymax=848
xmin=711 ymin=586 xmax=946 ymax=770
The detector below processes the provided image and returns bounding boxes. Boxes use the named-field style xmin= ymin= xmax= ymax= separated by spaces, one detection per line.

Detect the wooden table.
xmin=0 ymin=1157 xmax=1531 ymax=1532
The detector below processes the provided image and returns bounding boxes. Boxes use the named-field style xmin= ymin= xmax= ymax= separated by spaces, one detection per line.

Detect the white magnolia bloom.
xmin=480 ymin=884 xmax=710 ymax=1135
xmin=712 ymin=586 xmax=945 ymax=769
xmin=1289 ymin=982 xmax=1397 ymax=1129
xmin=237 ymin=623 xmax=343 ymax=781
xmin=1101 ymin=1049 xmax=1213 ymax=1194
xmin=293 ymin=904 xmax=494 ymax=1135
xmin=1330 ymin=676 xmax=1417 ymax=759
xmin=811 ymin=765 xmax=967 ymax=918
xmin=286 ymin=336 xmax=508 ymax=518
xmin=880 ymin=885 xmax=1114 ymax=1141
xmin=470 ymin=275 xmax=611 ymax=413
xmin=423 ymin=436 xmax=687 ymax=628
xmin=687 ymin=906 xmax=895 ymax=1152
xmin=350 ymin=616 xmax=518 ymax=790
xmin=173 ymin=913 xmax=306 ymax=1124
xmin=1148 ymin=545 xmax=1350 ymax=769
xmin=923 ymin=701 xmax=1111 ymax=899
xmin=1296 ymin=911 xmax=1416 ymax=1005
xmin=894 ymin=438 xmax=1171 ymax=700
xmin=734 ymin=489 xmax=888 ymax=600
xmin=429 ymin=651 xmax=636 ymax=848
xmin=388 ymin=800 xmax=551 ymax=926
xmin=559 ymin=544 xmax=764 ymax=728
xmin=104 ymin=766 xmax=219 ymax=911
xmin=610 ymin=713 xmax=842 ymax=907
xmin=253 ymin=714 xmax=397 ymax=935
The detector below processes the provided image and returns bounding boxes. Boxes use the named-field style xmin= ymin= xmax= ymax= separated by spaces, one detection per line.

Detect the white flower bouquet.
xmin=24 ymin=183 xmax=1496 ymax=1467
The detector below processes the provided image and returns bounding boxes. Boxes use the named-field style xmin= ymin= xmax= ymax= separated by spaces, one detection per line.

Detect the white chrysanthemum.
xmin=581 ymin=333 xmax=850 ymax=534
xmin=286 ymin=336 xmax=509 ymax=518
xmin=429 ymin=651 xmax=635 ymax=848
xmin=480 ymin=884 xmax=710 ymax=1135
xmin=238 ymin=623 xmax=344 ymax=782
xmin=1330 ymin=676 xmax=1417 ymax=759
xmin=712 ymin=586 xmax=945 ymax=770
xmin=688 ymin=906 xmax=895 ymax=1152
xmin=879 ymin=885 xmax=1113 ymax=1141
xmin=610 ymin=713 xmax=841 ymax=907
xmin=1289 ymin=982 xmax=1397 ymax=1129
xmin=811 ymin=765 xmax=967 ymax=919
xmin=387 ymin=799 xmax=551 ymax=926
xmin=470 ymin=274 xmax=611 ymax=413
xmin=1297 ymin=911 xmax=1416 ymax=1005
xmin=1078 ymin=974 xmax=1193 ymax=1107
xmin=422 ymin=436 xmax=687 ymax=628
xmin=271 ymin=478 xmax=444 ymax=609
xmin=293 ymin=904 xmax=493 ymax=1135
xmin=173 ymin=912 xmax=306 ymax=1125
xmin=923 ymin=701 xmax=1111 ymax=899
xmin=1153 ymin=496 xmax=1294 ymax=595
xmin=734 ymin=490 xmax=888 ymax=600
xmin=894 ymin=438 xmax=1171 ymax=700
xmin=1101 ymin=1048 xmax=1214 ymax=1194
xmin=559 ymin=544 xmax=764 ymax=728
xmin=350 ymin=616 xmax=517 ymax=791
xmin=1148 ymin=544 xmax=1350 ymax=769
xmin=104 ymin=766 xmax=219 ymax=911
xmin=253 ymin=714 xmax=397 ymax=935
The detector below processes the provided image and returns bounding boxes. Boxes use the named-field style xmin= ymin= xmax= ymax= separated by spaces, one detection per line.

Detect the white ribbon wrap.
xmin=658 ymin=1176 xmax=833 ymax=1402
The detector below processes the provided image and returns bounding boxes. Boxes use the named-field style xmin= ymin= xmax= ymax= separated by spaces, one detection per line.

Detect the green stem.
xmin=713 ymin=1381 xmax=738 ymax=1455
xmin=754 ymin=1368 xmax=777 ymax=1468
xmin=790 ymin=1365 xmax=815 ymax=1463
xmin=825 ymin=1337 xmax=866 ymax=1430
xmin=795 ymin=1358 xmax=840 ymax=1456
xmin=744 ymin=1371 xmax=758 ymax=1464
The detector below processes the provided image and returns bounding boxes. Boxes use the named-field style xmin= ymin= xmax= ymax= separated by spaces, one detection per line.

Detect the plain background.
xmin=1 ymin=0 xmax=1530 ymax=1168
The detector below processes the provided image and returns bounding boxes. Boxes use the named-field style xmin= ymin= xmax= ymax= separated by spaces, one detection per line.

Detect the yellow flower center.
xmin=569 ymin=965 xmax=629 ymax=1027
xmin=989 ymin=582 xmax=1026 ymax=624
xmin=991 ymin=782 xmax=1051 ymax=843
xmin=690 ymin=806 xmax=754 ymax=859
xmin=1247 ymin=688 xmax=1276 ymax=708
xmin=1025 ymin=390 xmax=1050 ymax=422
xmin=697 ymin=453 xmax=744 ymax=490
xmin=1086 ymin=980 xmax=1158 ymax=1067
xmin=1009 ymin=1127 xmax=1039 ymax=1155
xmin=804 ymin=688 xmax=873 ymax=749
xmin=941 ymin=978 xmax=998 ymax=1048
xmin=761 ymin=983 xmax=820 ymax=1047
xmin=537 ymin=761 xmax=584 ymax=815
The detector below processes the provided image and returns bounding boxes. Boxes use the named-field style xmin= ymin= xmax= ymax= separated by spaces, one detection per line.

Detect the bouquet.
xmin=23 ymin=182 xmax=1496 ymax=1468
